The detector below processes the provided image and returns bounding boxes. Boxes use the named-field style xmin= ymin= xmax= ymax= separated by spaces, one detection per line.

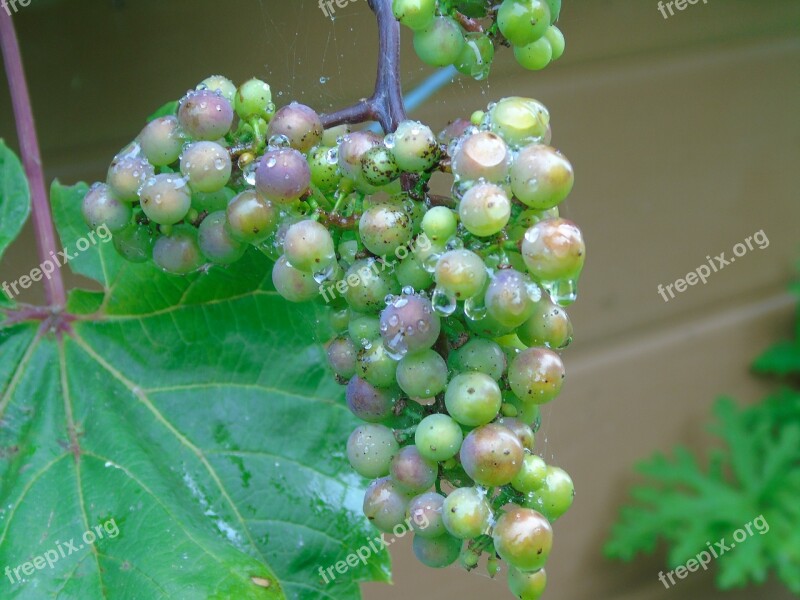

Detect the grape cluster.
xmin=393 ymin=0 xmax=565 ymax=78
xmin=82 ymin=75 xmax=583 ymax=599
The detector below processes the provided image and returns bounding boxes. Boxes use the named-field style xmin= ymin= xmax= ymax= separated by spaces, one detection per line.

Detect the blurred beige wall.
xmin=1 ymin=1 xmax=799 ymax=599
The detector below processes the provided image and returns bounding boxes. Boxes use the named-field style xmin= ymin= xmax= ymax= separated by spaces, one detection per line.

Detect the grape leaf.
xmin=0 ymin=182 xmax=390 ymax=599
xmin=0 ymin=140 xmax=30 ymax=268
xmin=147 ymin=101 xmax=179 ymax=122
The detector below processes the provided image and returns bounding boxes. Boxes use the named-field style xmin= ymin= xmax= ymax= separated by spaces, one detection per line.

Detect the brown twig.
xmin=321 ymin=0 xmax=407 ymax=134
xmin=0 ymin=11 xmax=66 ymax=309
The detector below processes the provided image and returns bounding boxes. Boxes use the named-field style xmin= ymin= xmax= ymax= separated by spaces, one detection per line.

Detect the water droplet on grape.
xmin=544 ymin=278 xmax=579 ymax=306
xmin=464 ymin=296 xmax=487 ymax=321
xmin=432 ymin=286 xmax=457 ymax=316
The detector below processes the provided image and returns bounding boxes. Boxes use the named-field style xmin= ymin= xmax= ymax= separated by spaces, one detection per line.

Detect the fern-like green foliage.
xmin=605 ymin=280 xmax=800 ymax=594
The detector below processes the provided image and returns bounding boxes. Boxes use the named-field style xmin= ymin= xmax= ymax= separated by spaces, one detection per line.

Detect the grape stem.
xmin=0 ymin=11 xmax=66 ymax=309
xmin=320 ymin=0 xmax=407 ymax=134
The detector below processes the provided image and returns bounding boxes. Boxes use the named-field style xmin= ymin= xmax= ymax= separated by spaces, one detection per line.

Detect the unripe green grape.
xmin=493 ymin=507 xmax=553 ymax=572
xmin=178 ymin=89 xmax=234 ymax=141
xmin=396 ymin=254 xmax=434 ymax=290
xmin=514 ymin=38 xmax=553 ymax=71
xmin=390 ymin=445 xmax=437 ymax=494
xmin=363 ymin=477 xmax=411 ymax=533
xmin=361 ymin=146 xmax=400 ymax=186
xmin=392 ymin=0 xmax=435 ymax=31
xmin=113 ymin=223 xmax=155 ymax=263
xmin=445 ymin=372 xmax=502 ymax=427
xmin=434 ymin=249 xmax=487 ymax=299
xmin=283 ymin=219 xmax=336 ymax=274
xmin=449 ymin=338 xmax=506 ymax=381
xmin=545 ymin=0 xmax=561 ymax=22
xmin=412 ymin=534 xmax=462 ymax=568
xmin=82 ymin=183 xmax=132 ymax=233
xmin=197 ymin=75 xmax=236 ymax=102
xmin=338 ymin=131 xmax=383 ymax=184
xmin=255 ymin=148 xmax=311 ymax=203
xmin=330 ymin=308 xmax=351 ymax=334
xmin=485 ymin=269 xmax=538 ymax=328
xmin=349 ymin=314 xmax=382 ymax=346
xmin=322 ymin=124 xmax=350 ymax=147
xmin=455 ymin=33 xmax=494 ymax=80
xmin=226 ymin=190 xmax=278 ymax=244
xmin=508 ymin=347 xmax=565 ymax=404
xmin=518 ymin=295 xmax=572 ymax=348
xmin=197 ymin=211 xmax=246 ymax=264
xmin=139 ymin=116 xmax=184 ymax=166
xmin=272 ymin=255 xmax=318 ymax=302
xmin=357 ymin=343 xmax=399 ymax=389
xmin=346 ymin=376 xmax=396 ymax=422
xmin=413 ymin=17 xmax=465 ymax=67
xmin=192 ymin=187 xmax=235 ymax=213
xmin=521 ymin=218 xmax=585 ymax=281
xmin=106 ymin=155 xmax=153 ymax=202
xmin=153 ymin=226 xmax=204 ymax=275
xmin=380 ymin=293 xmax=441 ymax=356
xmin=344 ymin=259 xmax=401 ymax=313
xmin=452 ymin=131 xmax=511 ymax=184
xmin=460 ymin=423 xmax=524 ymax=486
xmin=267 ymin=102 xmax=323 ymax=152
xmin=512 ymin=454 xmax=548 ymax=493
xmin=487 ymin=97 xmax=550 ymax=148
xmin=421 ymin=207 xmax=457 ymax=245
xmin=511 ymin=145 xmax=573 ymax=209
xmin=498 ymin=417 xmax=535 ymax=451
xmin=347 ymin=424 xmax=399 ymax=478
xmin=544 ymin=25 xmax=565 ymax=60
xmin=180 ymin=141 xmax=232 ymax=193
xmin=508 ymin=567 xmax=547 ymax=600
xmin=359 ymin=203 xmax=413 ymax=257
xmin=234 ymin=78 xmax=274 ymax=120
xmin=390 ymin=121 xmax=440 ymax=173
xmin=441 ymin=487 xmax=492 ymax=539
xmin=408 ymin=492 xmax=446 ymax=538
xmin=139 ymin=174 xmax=192 ymax=226
xmin=498 ymin=0 xmax=550 ymax=46
xmin=308 ymin=146 xmax=342 ymax=193
xmin=503 ymin=391 xmax=542 ymax=428
xmin=396 ymin=349 xmax=447 ymax=398
xmin=415 ymin=414 xmax=463 ymax=462
xmin=465 ymin=310 xmax=517 ymax=338
xmin=523 ymin=465 xmax=574 ymax=520
xmin=458 ymin=183 xmax=511 ymax=237
xmin=327 ymin=336 xmax=357 ymax=379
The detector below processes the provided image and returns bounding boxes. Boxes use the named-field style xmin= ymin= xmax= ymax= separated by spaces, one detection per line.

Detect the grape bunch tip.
xmin=82 ymin=3 xmax=583 ymax=598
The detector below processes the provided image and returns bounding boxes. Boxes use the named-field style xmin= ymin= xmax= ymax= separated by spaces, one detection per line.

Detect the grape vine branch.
xmin=320 ymin=0 xmax=408 ymax=133
xmin=0 ymin=9 xmax=67 ymax=314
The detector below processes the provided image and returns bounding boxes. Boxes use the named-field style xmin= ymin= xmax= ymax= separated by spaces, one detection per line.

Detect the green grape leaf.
xmin=605 ymin=394 xmax=800 ymax=594
xmin=0 ymin=140 xmax=31 ymax=268
xmin=0 ymin=182 xmax=390 ymax=599
xmin=147 ymin=101 xmax=179 ymax=122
